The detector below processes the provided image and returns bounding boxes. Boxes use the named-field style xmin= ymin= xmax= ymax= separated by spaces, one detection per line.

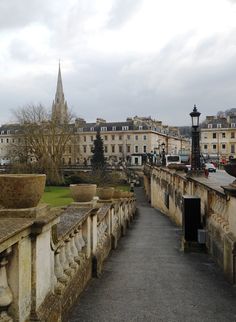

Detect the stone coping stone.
xmin=97 ymin=205 xmax=111 ymax=222
xmin=0 ymin=204 xmax=50 ymax=219
xmin=57 ymin=208 xmax=91 ymax=239
xmin=0 ymin=218 xmax=33 ymax=245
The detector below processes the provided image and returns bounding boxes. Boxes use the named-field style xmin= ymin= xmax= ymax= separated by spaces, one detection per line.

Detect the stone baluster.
xmin=65 ymin=237 xmax=78 ymax=271
xmin=74 ymin=229 xmax=86 ymax=264
xmin=70 ymin=232 xmax=80 ymax=263
xmin=54 ymin=247 xmax=68 ymax=294
xmin=0 ymin=248 xmax=13 ymax=322
xmin=59 ymin=241 xmax=73 ymax=277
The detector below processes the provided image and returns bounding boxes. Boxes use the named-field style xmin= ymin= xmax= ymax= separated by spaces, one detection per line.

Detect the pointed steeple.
xmin=52 ymin=62 xmax=68 ymax=123
xmin=55 ymin=61 xmax=64 ymax=104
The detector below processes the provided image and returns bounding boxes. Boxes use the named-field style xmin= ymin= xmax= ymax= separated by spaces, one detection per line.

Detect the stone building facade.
xmin=0 ymin=65 xmax=190 ymax=165
xmin=200 ymin=115 xmax=236 ymax=162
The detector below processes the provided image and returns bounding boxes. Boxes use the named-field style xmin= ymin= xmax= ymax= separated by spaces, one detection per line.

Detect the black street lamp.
xmin=161 ymin=142 xmax=166 ymax=166
xmin=190 ymin=104 xmax=201 ymax=170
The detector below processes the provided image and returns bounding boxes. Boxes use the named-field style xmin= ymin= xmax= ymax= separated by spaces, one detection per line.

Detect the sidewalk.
xmin=68 ymin=188 xmax=236 ymax=322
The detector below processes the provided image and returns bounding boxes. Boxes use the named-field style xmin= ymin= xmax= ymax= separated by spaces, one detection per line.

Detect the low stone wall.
xmin=0 ymin=197 xmax=136 ymax=322
xmin=144 ymin=165 xmax=236 ymax=283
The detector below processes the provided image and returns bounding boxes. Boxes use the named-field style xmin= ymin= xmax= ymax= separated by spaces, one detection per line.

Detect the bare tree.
xmin=9 ymin=104 xmax=74 ymax=185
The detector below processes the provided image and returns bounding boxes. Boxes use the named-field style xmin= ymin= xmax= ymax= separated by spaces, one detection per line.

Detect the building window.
xmin=231 ymin=123 xmax=236 ymax=128
xmin=112 ymin=145 xmax=115 ymax=153
xmin=135 ymin=135 xmax=138 ymax=140
xmin=101 ymin=127 xmax=107 ymax=131
xmin=1 ymin=131 xmax=4 ymax=134
xmin=222 ymin=132 xmax=226 ymax=138
xmin=208 ymin=124 xmax=212 ymax=129
xmin=90 ymin=127 xmax=94 ymax=131
xmin=135 ymin=146 xmax=138 ymax=153
xmin=127 ymin=145 xmax=130 ymax=153
xmin=104 ymin=135 xmax=107 ymax=141
xmin=68 ymin=146 xmax=72 ymax=154
xmin=127 ymin=135 xmax=130 ymax=140
xmin=0 ymin=139 xmax=3 ymax=143
xmin=119 ymin=135 xmax=122 ymax=140
xmin=83 ymin=146 xmax=87 ymax=153
xmin=143 ymin=135 xmax=147 ymax=140
xmin=104 ymin=146 xmax=108 ymax=153
xmin=213 ymin=133 xmax=216 ymax=139
xmin=204 ymin=144 xmax=208 ymax=149
xmin=231 ymin=144 xmax=235 ymax=154
xmin=68 ymin=157 xmax=71 ymax=165
xmin=91 ymin=136 xmax=93 ymax=141
xmin=18 ymin=138 xmax=21 ymax=143
xmin=6 ymin=139 xmax=8 ymax=143
xmin=212 ymin=144 xmax=216 ymax=150
xmin=112 ymin=135 xmax=115 ymax=140
xmin=222 ymin=144 xmax=226 ymax=149
xmin=139 ymin=126 xmax=143 ymax=130
xmin=122 ymin=126 xmax=129 ymax=131
xmin=143 ymin=146 xmax=147 ymax=153
xmin=217 ymin=123 xmax=221 ymax=128
xmin=83 ymin=136 xmax=86 ymax=142
xmin=119 ymin=145 xmax=123 ymax=153
xmin=90 ymin=146 xmax=93 ymax=152
xmin=112 ymin=126 xmax=116 ymax=131
xmin=231 ymin=132 xmax=235 ymax=139
xmin=7 ymin=130 xmax=10 ymax=134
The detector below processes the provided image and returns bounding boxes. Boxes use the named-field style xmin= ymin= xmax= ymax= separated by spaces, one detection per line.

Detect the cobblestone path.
xmin=68 ymin=188 xmax=236 ymax=322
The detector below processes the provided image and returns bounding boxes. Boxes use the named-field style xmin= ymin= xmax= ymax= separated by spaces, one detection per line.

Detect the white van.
xmin=165 ymin=155 xmax=181 ymax=166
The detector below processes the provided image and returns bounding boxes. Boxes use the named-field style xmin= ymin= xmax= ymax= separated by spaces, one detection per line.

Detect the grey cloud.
xmin=107 ymin=0 xmax=143 ymax=28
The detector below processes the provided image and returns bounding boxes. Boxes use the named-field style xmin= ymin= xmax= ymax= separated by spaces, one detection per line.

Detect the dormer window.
xmin=77 ymin=128 xmax=83 ymax=132
xmin=1 ymin=131 xmax=4 ymax=135
xmin=112 ymin=126 xmax=116 ymax=131
xmin=217 ymin=124 xmax=221 ymax=128
xmin=122 ymin=126 xmax=129 ymax=131
xmin=231 ymin=123 xmax=236 ymax=128
xmin=101 ymin=127 xmax=107 ymax=131
xmin=7 ymin=130 xmax=10 ymax=134
xmin=90 ymin=127 xmax=94 ymax=132
xmin=139 ymin=126 xmax=143 ymax=130
xmin=208 ymin=124 xmax=212 ymax=129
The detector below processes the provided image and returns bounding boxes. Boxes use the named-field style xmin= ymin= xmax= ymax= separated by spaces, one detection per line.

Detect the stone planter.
xmin=113 ymin=190 xmax=122 ymax=199
xmin=70 ymin=184 xmax=97 ymax=202
xmin=224 ymin=158 xmax=236 ymax=179
xmin=96 ymin=187 xmax=114 ymax=200
xmin=0 ymin=174 xmax=46 ymax=209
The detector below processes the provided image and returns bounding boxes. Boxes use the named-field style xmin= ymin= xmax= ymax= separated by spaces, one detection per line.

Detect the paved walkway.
xmin=68 ymin=188 xmax=236 ymax=322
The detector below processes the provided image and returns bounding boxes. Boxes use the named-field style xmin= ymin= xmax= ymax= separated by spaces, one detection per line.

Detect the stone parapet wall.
xmin=144 ymin=165 xmax=236 ymax=283
xmin=0 ymin=197 xmax=136 ymax=322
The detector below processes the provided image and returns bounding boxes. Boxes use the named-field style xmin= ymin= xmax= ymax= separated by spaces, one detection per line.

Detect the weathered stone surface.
xmin=68 ymin=188 xmax=236 ymax=322
xmin=0 ymin=174 xmax=46 ymax=209
xmin=70 ymin=184 xmax=97 ymax=202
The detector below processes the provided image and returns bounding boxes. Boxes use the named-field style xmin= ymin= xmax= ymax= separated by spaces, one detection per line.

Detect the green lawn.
xmin=41 ymin=184 xmax=130 ymax=207
xmin=41 ymin=186 xmax=73 ymax=207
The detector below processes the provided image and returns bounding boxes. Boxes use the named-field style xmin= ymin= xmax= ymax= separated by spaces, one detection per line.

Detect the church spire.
xmin=52 ymin=62 xmax=68 ymax=123
xmin=55 ymin=61 xmax=64 ymax=104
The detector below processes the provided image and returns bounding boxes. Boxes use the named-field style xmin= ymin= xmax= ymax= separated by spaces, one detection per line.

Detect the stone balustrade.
xmin=0 ymin=196 xmax=136 ymax=322
xmin=143 ymin=164 xmax=236 ymax=283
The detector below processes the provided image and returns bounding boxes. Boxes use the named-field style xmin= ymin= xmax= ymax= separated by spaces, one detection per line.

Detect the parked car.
xmin=205 ymin=163 xmax=216 ymax=172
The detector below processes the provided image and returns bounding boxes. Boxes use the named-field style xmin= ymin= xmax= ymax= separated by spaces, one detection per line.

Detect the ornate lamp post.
xmin=190 ymin=104 xmax=201 ymax=171
xmin=161 ymin=142 xmax=166 ymax=166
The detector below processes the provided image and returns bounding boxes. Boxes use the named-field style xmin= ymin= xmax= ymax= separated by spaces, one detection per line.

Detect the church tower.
xmin=52 ymin=62 xmax=68 ymax=123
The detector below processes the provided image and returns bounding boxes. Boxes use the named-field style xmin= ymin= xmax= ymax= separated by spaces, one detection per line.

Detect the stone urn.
xmin=222 ymin=159 xmax=236 ymax=195
xmin=70 ymin=184 xmax=97 ymax=202
xmin=113 ymin=189 xmax=122 ymax=199
xmin=0 ymin=174 xmax=46 ymax=209
xmin=96 ymin=187 xmax=115 ymax=200
xmin=224 ymin=158 xmax=236 ymax=180
xmin=121 ymin=191 xmax=129 ymax=198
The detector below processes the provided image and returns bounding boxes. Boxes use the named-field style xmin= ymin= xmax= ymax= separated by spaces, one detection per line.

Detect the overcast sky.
xmin=1 ymin=0 xmax=236 ymax=126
